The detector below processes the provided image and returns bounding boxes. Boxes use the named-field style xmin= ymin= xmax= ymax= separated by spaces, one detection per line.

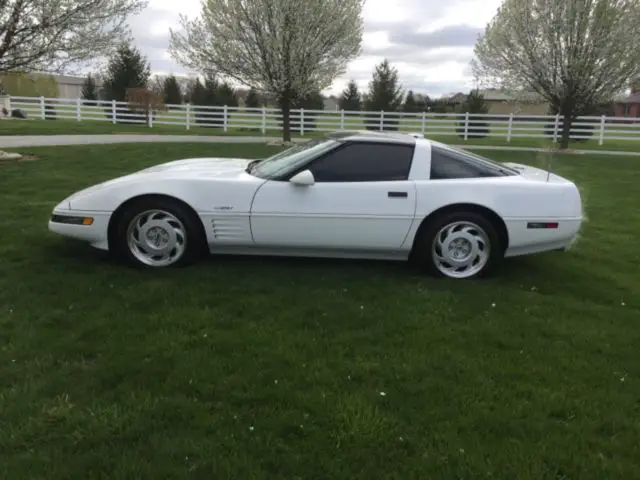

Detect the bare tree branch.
xmin=0 ymin=0 xmax=147 ymax=73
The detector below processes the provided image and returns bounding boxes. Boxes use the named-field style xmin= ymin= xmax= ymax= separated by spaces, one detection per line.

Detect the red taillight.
xmin=527 ymin=222 xmax=559 ymax=229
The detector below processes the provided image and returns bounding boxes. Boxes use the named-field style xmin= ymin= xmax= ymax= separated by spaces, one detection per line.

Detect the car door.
xmin=249 ymin=141 xmax=417 ymax=250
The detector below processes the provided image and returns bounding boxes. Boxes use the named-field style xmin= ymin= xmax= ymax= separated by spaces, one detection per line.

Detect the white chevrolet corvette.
xmin=48 ymin=131 xmax=583 ymax=279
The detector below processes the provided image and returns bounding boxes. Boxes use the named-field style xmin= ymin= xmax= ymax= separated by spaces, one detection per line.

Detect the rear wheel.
xmin=413 ymin=211 xmax=502 ymax=279
xmin=115 ymin=197 xmax=205 ymax=268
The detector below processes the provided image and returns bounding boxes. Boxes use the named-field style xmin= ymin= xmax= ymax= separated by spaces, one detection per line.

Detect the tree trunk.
xmin=280 ymin=94 xmax=292 ymax=142
xmin=559 ymin=115 xmax=573 ymax=150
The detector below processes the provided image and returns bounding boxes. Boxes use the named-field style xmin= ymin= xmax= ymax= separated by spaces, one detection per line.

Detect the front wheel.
xmin=413 ymin=212 xmax=502 ymax=279
xmin=115 ymin=197 xmax=205 ymax=268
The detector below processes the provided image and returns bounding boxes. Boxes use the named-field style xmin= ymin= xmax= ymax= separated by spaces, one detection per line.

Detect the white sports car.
xmin=48 ymin=131 xmax=583 ymax=279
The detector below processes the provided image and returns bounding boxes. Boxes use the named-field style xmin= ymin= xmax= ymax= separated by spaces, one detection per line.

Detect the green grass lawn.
xmin=1 ymin=143 xmax=639 ymax=479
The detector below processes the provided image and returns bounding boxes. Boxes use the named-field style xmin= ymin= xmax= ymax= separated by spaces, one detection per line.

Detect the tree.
xmin=403 ymin=90 xmax=421 ymax=113
xmin=460 ymin=89 xmax=489 ymax=114
xmin=364 ymin=59 xmax=404 ymax=131
xmin=191 ymin=76 xmax=232 ymax=127
xmin=0 ymin=0 xmax=146 ymax=73
xmin=294 ymin=91 xmax=324 ymax=110
xmin=339 ymin=80 xmax=361 ymax=112
xmin=245 ymin=88 xmax=262 ymax=108
xmin=102 ymin=42 xmax=150 ymax=102
xmin=168 ymin=0 xmax=365 ymax=141
xmin=365 ymin=59 xmax=404 ymax=111
xmin=81 ymin=74 xmax=99 ymax=101
xmin=201 ymin=77 xmax=219 ymax=106
xmin=472 ymin=0 xmax=640 ymax=149
xmin=456 ymin=89 xmax=490 ymax=138
xmin=149 ymin=74 xmax=165 ymax=96
xmin=292 ymin=90 xmax=324 ymax=132
xmin=216 ymin=82 xmax=239 ymax=107
xmin=163 ymin=75 xmax=183 ymax=106
xmin=186 ymin=78 xmax=207 ymax=105
xmin=126 ymin=87 xmax=165 ymax=122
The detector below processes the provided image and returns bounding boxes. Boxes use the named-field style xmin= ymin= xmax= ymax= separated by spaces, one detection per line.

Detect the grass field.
xmin=1 ymin=143 xmax=639 ymax=479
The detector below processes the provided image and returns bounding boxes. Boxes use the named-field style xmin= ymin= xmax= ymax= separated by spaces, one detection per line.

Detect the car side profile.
xmin=48 ymin=131 xmax=583 ymax=279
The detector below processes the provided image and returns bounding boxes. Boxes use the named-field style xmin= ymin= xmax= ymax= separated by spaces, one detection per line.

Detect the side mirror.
xmin=289 ymin=170 xmax=315 ymax=186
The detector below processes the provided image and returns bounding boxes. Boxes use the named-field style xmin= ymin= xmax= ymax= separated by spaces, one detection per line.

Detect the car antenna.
xmin=546 ymin=151 xmax=552 ymax=183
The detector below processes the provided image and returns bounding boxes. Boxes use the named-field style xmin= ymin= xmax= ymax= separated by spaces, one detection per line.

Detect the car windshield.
xmin=249 ymin=137 xmax=339 ymax=179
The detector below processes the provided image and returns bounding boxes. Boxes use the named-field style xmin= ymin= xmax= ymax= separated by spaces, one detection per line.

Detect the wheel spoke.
xmin=431 ymin=220 xmax=491 ymax=279
xmin=126 ymin=209 xmax=189 ymax=267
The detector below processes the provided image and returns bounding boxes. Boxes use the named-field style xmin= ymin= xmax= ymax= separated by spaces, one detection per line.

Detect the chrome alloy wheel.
xmin=431 ymin=220 xmax=490 ymax=278
xmin=126 ymin=209 xmax=187 ymax=267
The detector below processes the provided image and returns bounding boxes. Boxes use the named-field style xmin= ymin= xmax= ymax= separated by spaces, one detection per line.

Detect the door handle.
xmin=388 ymin=191 xmax=408 ymax=198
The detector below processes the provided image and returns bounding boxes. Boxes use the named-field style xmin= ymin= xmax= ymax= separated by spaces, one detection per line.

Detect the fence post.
xmin=186 ymin=103 xmax=191 ymax=130
xmin=464 ymin=112 xmax=469 ymax=141
xmin=300 ymin=108 xmax=304 ymax=136
xmin=112 ymin=100 xmax=116 ymax=124
xmin=148 ymin=106 xmax=153 ymax=127
xmin=340 ymin=109 xmax=344 ymax=129
xmin=379 ymin=110 xmax=384 ymax=131
xmin=421 ymin=111 xmax=426 ymax=135
xmin=553 ymin=114 xmax=560 ymax=143
xmin=76 ymin=98 xmax=82 ymax=121
xmin=40 ymin=96 xmax=45 ymax=119
xmin=223 ymin=105 xmax=228 ymax=132
xmin=261 ymin=106 xmax=266 ymax=135
xmin=599 ymin=115 xmax=606 ymax=145
xmin=507 ymin=113 xmax=513 ymax=142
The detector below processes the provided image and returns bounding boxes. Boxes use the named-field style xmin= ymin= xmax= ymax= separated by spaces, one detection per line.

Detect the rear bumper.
xmin=504 ymin=217 xmax=582 ymax=257
xmin=48 ymin=209 xmax=111 ymax=250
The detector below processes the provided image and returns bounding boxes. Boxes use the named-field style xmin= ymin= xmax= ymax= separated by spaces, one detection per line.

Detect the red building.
xmin=614 ymin=93 xmax=640 ymax=118
xmin=614 ymin=78 xmax=640 ymax=118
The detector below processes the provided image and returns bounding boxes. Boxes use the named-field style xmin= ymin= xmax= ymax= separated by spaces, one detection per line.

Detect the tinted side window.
xmin=308 ymin=143 xmax=414 ymax=182
xmin=430 ymin=145 xmax=500 ymax=180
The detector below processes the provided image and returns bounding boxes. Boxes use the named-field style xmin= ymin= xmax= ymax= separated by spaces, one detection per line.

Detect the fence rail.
xmin=4 ymin=95 xmax=640 ymax=144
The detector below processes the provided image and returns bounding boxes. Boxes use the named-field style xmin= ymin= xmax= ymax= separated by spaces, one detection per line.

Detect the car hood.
xmin=67 ymin=157 xmax=254 ymax=201
xmin=139 ymin=157 xmax=252 ymax=175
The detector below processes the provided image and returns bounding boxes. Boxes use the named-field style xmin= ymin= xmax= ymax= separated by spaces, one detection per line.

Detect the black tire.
xmin=412 ymin=211 xmax=503 ymax=279
xmin=114 ymin=196 xmax=206 ymax=268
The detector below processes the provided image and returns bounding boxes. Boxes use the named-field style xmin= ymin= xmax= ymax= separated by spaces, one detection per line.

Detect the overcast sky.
xmin=127 ymin=0 xmax=503 ymax=98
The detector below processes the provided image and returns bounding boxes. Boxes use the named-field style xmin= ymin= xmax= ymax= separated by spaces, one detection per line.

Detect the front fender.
xmin=68 ymin=176 xmax=263 ymax=214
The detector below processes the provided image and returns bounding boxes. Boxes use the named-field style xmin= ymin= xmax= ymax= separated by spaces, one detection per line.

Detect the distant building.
xmin=0 ymin=72 xmax=103 ymax=99
xmin=613 ymin=78 xmax=640 ymax=118
xmin=614 ymin=94 xmax=640 ymax=118
xmin=323 ymin=96 xmax=338 ymax=111
xmin=479 ymin=89 xmax=549 ymax=115
xmin=54 ymin=74 xmax=103 ymax=99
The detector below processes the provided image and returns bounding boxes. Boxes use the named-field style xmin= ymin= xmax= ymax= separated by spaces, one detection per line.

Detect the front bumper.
xmin=48 ymin=208 xmax=112 ymax=250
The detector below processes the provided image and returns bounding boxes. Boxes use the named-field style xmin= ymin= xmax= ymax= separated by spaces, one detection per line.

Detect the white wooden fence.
xmin=4 ymin=95 xmax=640 ymax=144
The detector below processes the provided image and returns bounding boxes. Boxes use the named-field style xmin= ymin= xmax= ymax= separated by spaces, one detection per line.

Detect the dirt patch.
xmin=0 ymin=150 xmax=39 ymax=163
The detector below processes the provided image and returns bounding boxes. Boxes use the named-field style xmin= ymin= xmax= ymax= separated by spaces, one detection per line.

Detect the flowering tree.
xmin=168 ymin=0 xmax=365 ymax=141
xmin=472 ymin=0 xmax=640 ymax=149
xmin=0 ymin=0 xmax=147 ymax=73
